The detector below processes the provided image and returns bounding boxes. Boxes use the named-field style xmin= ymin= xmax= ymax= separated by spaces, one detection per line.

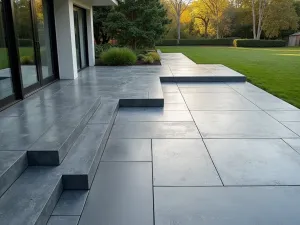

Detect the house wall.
xmin=53 ymin=0 xmax=95 ymax=79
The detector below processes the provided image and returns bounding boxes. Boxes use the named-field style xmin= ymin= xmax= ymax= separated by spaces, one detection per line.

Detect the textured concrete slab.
xmin=0 ymin=168 xmax=62 ymax=225
xmin=183 ymin=92 xmax=259 ymax=110
xmin=52 ymin=191 xmax=88 ymax=216
xmin=205 ymin=139 xmax=300 ymax=185
xmin=116 ymin=108 xmax=193 ymax=122
xmin=192 ymin=111 xmax=298 ymax=138
xmin=47 ymin=216 xmax=79 ymax=225
xmin=153 ymin=139 xmax=222 ymax=186
xmin=110 ymin=122 xmax=201 ymax=139
xmin=283 ymin=122 xmax=300 ymax=136
xmin=0 ymin=151 xmax=27 ymax=197
xmin=79 ymin=162 xmax=153 ymax=225
xmin=267 ymin=110 xmax=300 ymax=122
xmin=154 ymin=187 xmax=300 ymax=225
xmin=102 ymin=139 xmax=151 ymax=161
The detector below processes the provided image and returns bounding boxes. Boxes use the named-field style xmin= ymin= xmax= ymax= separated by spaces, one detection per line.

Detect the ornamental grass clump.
xmin=100 ymin=47 xmax=137 ymax=65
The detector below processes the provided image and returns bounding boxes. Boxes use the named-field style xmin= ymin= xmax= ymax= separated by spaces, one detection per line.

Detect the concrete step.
xmin=160 ymin=75 xmax=246 ymax=83
xmin=0 ymin=167 xmax=62 ymax=225
xmin=27 ymin=98 xmax=102 ymax=166
xmin=0 ymin=151 xmax=27 ymax=198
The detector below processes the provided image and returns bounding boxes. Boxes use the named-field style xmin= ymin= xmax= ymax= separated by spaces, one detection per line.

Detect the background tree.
xmin=165 ymin=0 xmax=192 ymax=44
xmin=263 ymin=0 xmax=298 ymax=38
xmin=93 ymin=6 xmax=114 ymax=45
xmin=201 ymin=0 xmax=229 ymax=38
xmin=191 ymin=0 xmax=212 ymax=37
xmin=251 ymin=0 xmax=268 ymax=40
xmin=105 ymin=0 xmax=170 ymax=49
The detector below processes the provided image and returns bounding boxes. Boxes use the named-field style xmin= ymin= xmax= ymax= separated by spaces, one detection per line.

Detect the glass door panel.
xmin=34 ymin=0 xmax=53 ymax=79
xmin=0 ymin=0 xmax=14 ymax=101
xmin=74 ymin=10 xmax=81 ymax=70
xmin=13 ymin=0 xmax=39 ymax=88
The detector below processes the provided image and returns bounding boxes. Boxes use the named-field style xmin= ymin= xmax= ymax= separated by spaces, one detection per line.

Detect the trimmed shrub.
xmin=142 ymin=55 xmax=154 ymax=64
xmin=233 ymin=39 xmax=287 ymax=47
xmin=100 ymin=47 xmax=137 ymax=66
xmin=146 ymin=52 xmax=160 ymax=61
xmin=137 ymin=54 xmax=146 ymax=60
xmin=20 ymin=56 xmax=34 ymax=65
xmin=95 ymin=43 xmax=113 ymax=59
xmin=156 ymin=39 xmax=234 ymax=46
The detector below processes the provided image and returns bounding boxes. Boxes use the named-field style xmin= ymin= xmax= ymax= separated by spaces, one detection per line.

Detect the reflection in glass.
xmin=74 ymin=7 xmax=87 ymax=70
xmin=35 ymin=0 xmax=53 ymax=79
xmin=14 ymin=0 xmax=38 ymax=88
xmin=0 ymin=0 xmax=14 ymax=100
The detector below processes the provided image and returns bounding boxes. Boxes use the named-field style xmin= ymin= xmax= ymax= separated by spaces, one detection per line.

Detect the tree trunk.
xmin=216 ymin=22 xmax=220 ymax=39
xmin=177 ymin=14 xmax=181 ymax=45
xmin=252 ymin=0 xmax=257 ymax=39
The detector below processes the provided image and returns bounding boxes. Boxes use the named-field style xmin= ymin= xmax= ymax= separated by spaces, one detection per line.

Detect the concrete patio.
xmin=0 ymin=53 xmax=300 ymax=225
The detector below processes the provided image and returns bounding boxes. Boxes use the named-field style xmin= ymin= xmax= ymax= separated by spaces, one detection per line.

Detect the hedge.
xmin=19 ymin=39 xmax=33 ymax=47
xmin=156 ymin=39 xmax=234 ymax=46
xmin=233 ymin=39 xmax=287 ymax=47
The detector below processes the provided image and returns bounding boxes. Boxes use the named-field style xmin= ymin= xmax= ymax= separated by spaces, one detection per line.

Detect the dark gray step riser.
xmin=160 ymin=76 xmax=246 ymax=82
xmin=0 ymin=153 xmax=28 ymax=198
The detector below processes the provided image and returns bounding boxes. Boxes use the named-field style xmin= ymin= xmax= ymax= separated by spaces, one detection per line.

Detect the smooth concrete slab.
xmin=102 ymin=139 xmax=151 ymax=161
xmin=153 ymin=139 xmax=222 ymax=186
xmin=79 ymin=162 xmax=153 ymax=225
xmin=110 ymin=122 xmax=201 ymax=139
xmin=282 ymin=122 xmax=300 ymax=136
xmin=179 ymin=86 xmax=235 ymax=93
xmin=183 ymin=92 xmax=259 ymax=110
xmin=0 ymin=151 xmax=27 ymax=197
xmin=192 ymin=111 xmax=298 ymax=138
xmin=284 ymin=139 xmax=300 ymax=154
xmin=52 ymin=191 xmax=88 ymax=216
xmin=161 ymin=83 xmax=179 ymax=93
xmin=115 ymin=108 xmax=193 ymax=122
xmin=88 ymin=100 xmax=118 ymax=124
xmin=239 ymin=92 xmax=298 ymax=110
xmin=47 ymin=216 xmax=79 ymax=225
xmin=163 ymin=103 xmax=189 ymax=111
xmin=154 ymin=187 xmax=300 ymax=225
xmin=205 ymin=139 xmax=300 ymax=185
xmin=227 ymin=82 xmax=266 ymax=94
xmin=163 ymin=93 xmax=185 ymax=104
xmin=267 ymin=110 xmax=300 ymax=122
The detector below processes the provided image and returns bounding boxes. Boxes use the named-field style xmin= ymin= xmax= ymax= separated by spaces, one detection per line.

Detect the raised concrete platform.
xmin=0 ymin=53 xmax=262 ymax=225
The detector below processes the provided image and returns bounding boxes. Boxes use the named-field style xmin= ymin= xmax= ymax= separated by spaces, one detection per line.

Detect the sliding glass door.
xmin=74 ymin=6 xmax=88 ymax=71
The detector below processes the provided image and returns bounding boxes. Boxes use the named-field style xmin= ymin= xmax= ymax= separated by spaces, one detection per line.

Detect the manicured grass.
xmin=0 ymin=47 xmax=34 ymax=69
xmin=159 ymin=46 xmax=300 ymax=109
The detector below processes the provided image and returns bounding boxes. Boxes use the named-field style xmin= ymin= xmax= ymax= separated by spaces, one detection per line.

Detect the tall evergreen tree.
xmin=93 ymin=6 xmax=114 ymax=45
xmin=104 ymin=0 xmax=171 ymax=49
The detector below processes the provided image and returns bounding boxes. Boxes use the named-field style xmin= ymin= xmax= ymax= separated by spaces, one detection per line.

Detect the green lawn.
xmin=159 ymin=46 xmax=300 ymax=109
xmin=0 ymin=47 xmax=34 ymax=69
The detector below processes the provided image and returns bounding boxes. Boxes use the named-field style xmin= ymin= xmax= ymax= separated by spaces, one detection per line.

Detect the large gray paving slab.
xmin=102 ymin=139 xmax=151 ymax=161
xmin=267 ymin=110 xmax=300 ymax=122
xmin=284 ymin=139 xmax=300 ymax=154
xmin=163 ymin=103 xmax=189 ymax=111
xmin=192 ymin=111 xmax=298 ymax=138
xmin=115 ymin=108 xmax=193 ymax=122
xmin=163 ymin=93 xmax=185 ymax=104
xmin=47 ymin=216 xmax=79 ymax=225
xmin=0 ymin=167 xmax=62 ymax=225
xmin=110 ymin=122 xmax=201 ymax=139
xmin=161 ymin=83 xmax=179 ymax=93
xmin=0 ymin=151 xmax=27 ymax=197
xmin=88 ymin=100 xmax=118 ymax=124
xmin=205 ymin=139 xmax=300 ymax=185
xmin=79 ymin=162 xmax=153 ymax=225
xmin=179 ymin=86 xmax=235 ymax=93
xmin=153 ymin=139 xmax=222 ymax=186
xmin=282 ymin=122 xmax=300 ymax=136
xmin=52 ymin=191 xmax=88 ymax=216
xmin=183 ymin=92 xmax=259 ymax=110
xmin=154 ymin=187 xmax=300 ymax=225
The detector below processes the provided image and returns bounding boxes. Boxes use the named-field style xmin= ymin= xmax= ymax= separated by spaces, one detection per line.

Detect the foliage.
xmin=18 ymin=39 xmax=32 ymax=47
xmin=100 ymin=47 xmax=137 ymax=65
xmin=263 ymin=0 xmax=299 ymax=38
xmin=104 ymin=0 xmax=170 ymax=49
xmin=146 ymin=52 xmax=161 ymax=61
xmin=137 ymin=54 xmax=146 ymax=60
xmin=156 ymin=38 xmax=234 ymax=46
xmin=159 ymin=46 xmax=300 ymax=108
xmin=95 ymin=43 xmax=113 ymax=58
xmin=93 ymin=6 xmax=114 ymax=45
xmin=142 ymin=55 xmax=155 ymax=64
xmin=233 ymin=39 xmax=287 ymax=47
xmin=20 ymin=56 xmax=34 ymax=65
